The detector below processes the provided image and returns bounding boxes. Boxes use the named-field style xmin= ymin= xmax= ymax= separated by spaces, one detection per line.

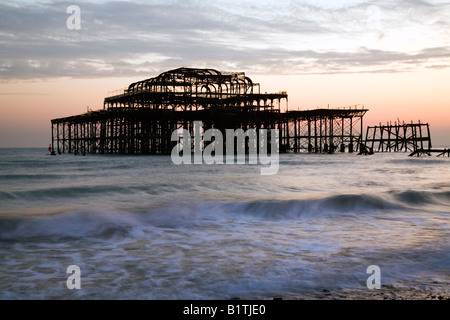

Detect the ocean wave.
xmin=226 ymin=194 xmax=402 ymax=220
xmin=0 ymin=174 xmax=63 ymax=181
xmin=0 ymin=194 xmax=402 ymax=241
xmin=394 ymin=190 xmax=450 ymax=206
xmin=2 ymin=189 xmax=447 ymax=241
xmin=0 ymin=209 xmax=140 ymax=241
xmin=0 ymin=182 xmax=190 ymax=201
xmin=3 ymin=184 xmax=139 ymax=200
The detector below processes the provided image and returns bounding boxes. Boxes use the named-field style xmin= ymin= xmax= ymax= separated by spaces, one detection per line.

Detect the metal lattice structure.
xmin=283 ymin=107 xmax=368 ymax=153
xmin=51 ymin=67 xmax=370 ymax=155
xmin=104 ymin=67 xmax=286 ymax=111
xmin=52 ymin=67 xmax=287 ymax=155
xmin=364 ymin=121 xmax=432 ymax=153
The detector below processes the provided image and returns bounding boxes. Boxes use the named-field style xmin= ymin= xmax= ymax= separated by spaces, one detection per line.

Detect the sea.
xmin=0 ymin=148 xmax=449 ymax=300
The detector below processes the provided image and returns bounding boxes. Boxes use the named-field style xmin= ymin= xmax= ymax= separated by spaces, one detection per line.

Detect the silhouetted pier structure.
xmin=50 ymin=67 xmax=369 ymax=155
xmin=363 ymin=121 xmax=432 ymax=153
xmin=283 ymin=107 xmax=367 ymax=153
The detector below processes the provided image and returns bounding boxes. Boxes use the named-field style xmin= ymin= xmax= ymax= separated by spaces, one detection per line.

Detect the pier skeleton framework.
xmin=103 ymin=67 xmax=286 ymax=112
xmin=284 ymin=108 xmax=367 ymax=153
xmin=51 ymin=67 xmax=368 ymax=155
xmin=364 ymin=121 xmax=432 ymax=153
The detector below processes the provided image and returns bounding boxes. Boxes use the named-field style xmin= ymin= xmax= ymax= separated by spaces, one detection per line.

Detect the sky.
xmin=1 ymin=0 xmax=449 ymax=147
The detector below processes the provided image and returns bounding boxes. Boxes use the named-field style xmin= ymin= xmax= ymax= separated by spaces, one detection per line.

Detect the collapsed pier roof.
xmin=104 ymin=67 xmax=287 ymax=112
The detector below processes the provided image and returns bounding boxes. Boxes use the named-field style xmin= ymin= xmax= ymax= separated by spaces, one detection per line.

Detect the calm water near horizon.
xmin=0 ymin=148 xmax=449 ymax=299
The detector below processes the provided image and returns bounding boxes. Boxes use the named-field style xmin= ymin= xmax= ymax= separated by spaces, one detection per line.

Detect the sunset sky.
xmin=1 ymin=0 xmax=449 ymax=147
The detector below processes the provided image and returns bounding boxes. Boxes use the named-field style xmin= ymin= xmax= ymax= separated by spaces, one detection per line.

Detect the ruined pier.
xmin=364 ymin=121 xmax=432 ymax=153
xmin=51 ymin=67 xmax=368 ymax=155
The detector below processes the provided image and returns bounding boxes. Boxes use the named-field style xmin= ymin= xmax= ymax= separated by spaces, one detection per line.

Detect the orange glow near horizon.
xmin=258 ymin=69 xmax=450 ymax=131
xmin=1 ymin=68 xmax=449 ymax=148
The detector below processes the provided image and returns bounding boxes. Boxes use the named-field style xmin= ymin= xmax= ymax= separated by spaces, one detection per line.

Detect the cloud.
xmin=0 ymin=0 xmax=449 ymax=79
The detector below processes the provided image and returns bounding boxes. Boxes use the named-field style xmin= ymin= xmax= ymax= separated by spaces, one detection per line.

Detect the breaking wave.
xmin=0 ymin=193 xmax=408 ymax=241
